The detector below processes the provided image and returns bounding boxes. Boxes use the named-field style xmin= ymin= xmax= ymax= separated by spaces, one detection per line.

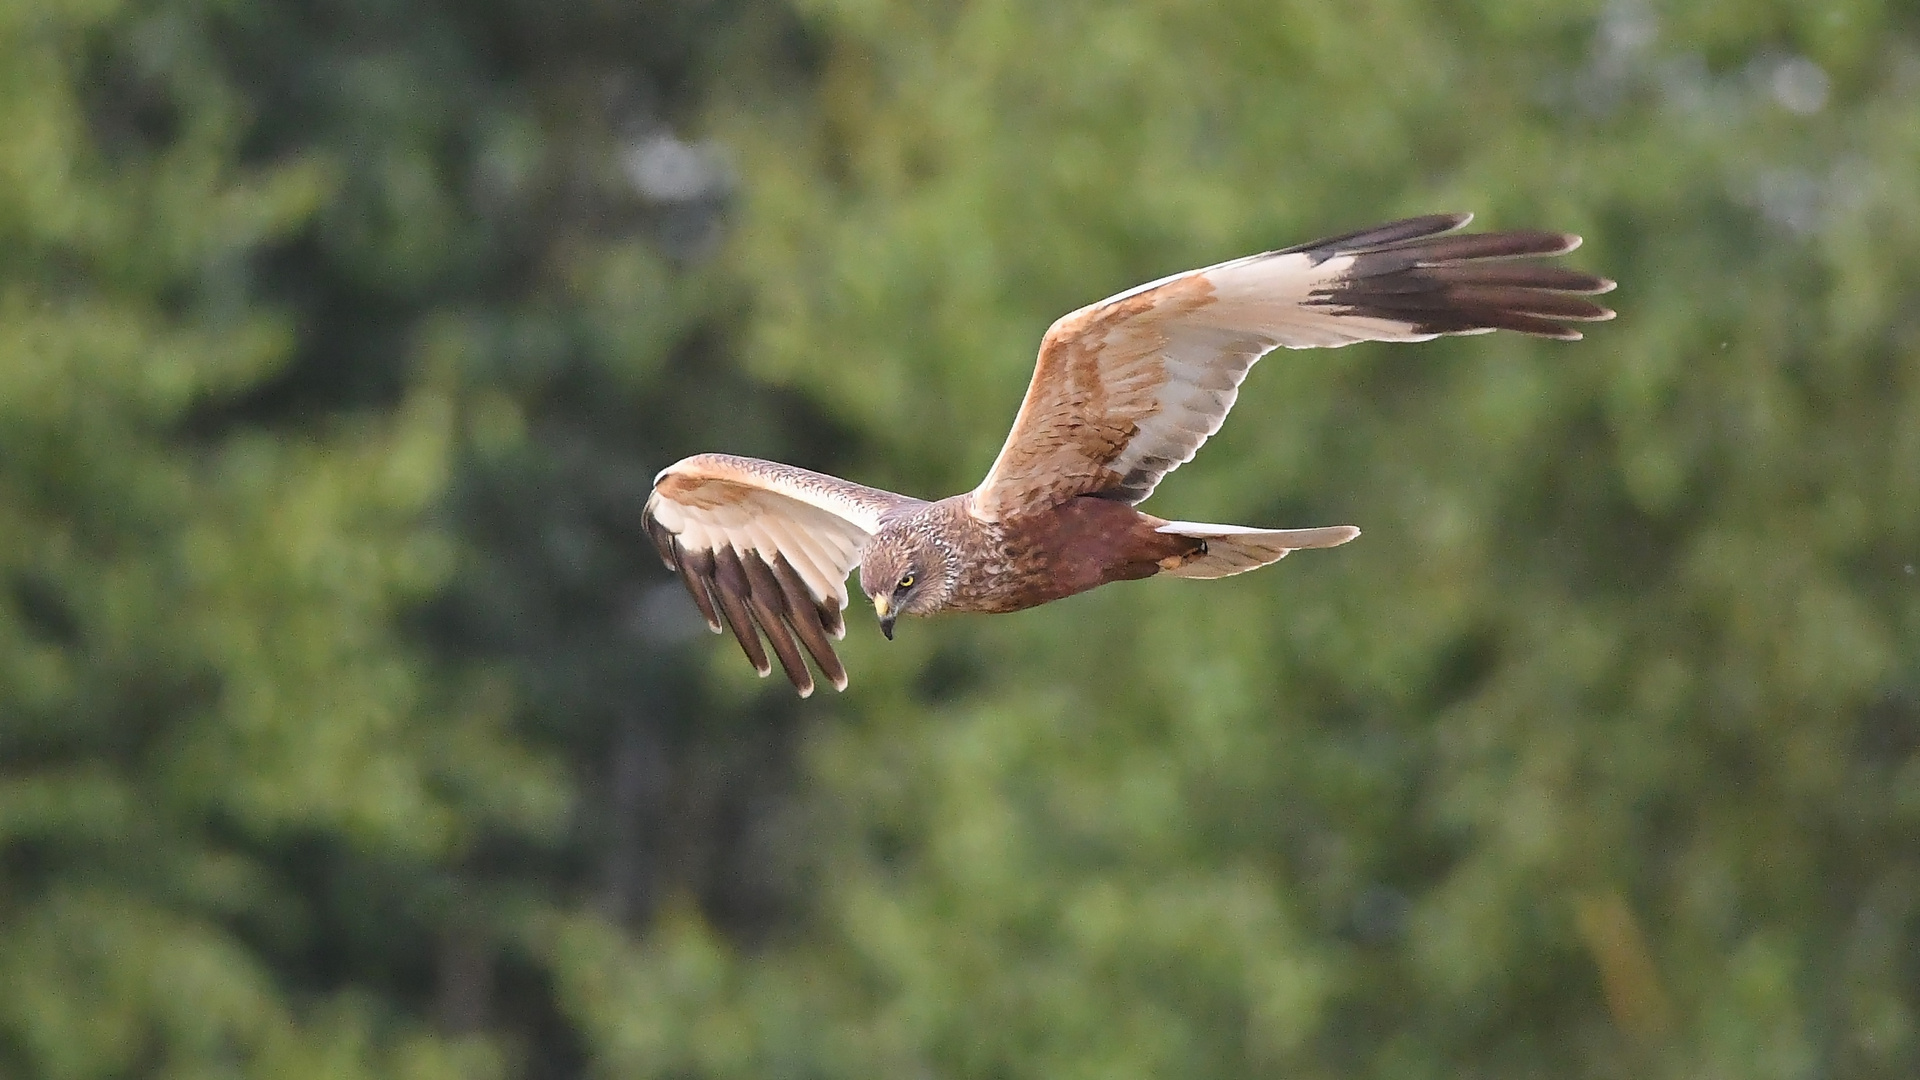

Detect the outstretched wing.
xmin=970 ymin=214 xmax=1616 ymax=519
xmin=644 ymin=453 xmax=924 ymax=696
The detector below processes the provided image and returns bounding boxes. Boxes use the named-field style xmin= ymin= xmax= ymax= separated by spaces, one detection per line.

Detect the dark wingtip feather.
xmin=1382 ymin=285 xmax=1616 ymax=322
xmin=1280 ymin=213 xmax=1473 ymax=263
xmin=1408 ymin=264 xmax=1615 ymax=295
xmin=740 ymin=554 xmax=817 ymax=697
xmin=769 ymin=555 xmax=849 ymax=692
xmin=644 ymin=512 xmax=679 ymax=571
xmin=673 ymin=543 xmax=724 ymax=633
xmin=1398 ymin=230 xmax=1583 ymax=264
xmin=710 ymin=548 xmax=771 ymax=676
xmin=1301 ymin=219 xmax=1617 ymax=341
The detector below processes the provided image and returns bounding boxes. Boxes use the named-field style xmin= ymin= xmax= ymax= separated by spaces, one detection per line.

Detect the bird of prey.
xmin=644 ymin=214 xmax=1614 ymax=695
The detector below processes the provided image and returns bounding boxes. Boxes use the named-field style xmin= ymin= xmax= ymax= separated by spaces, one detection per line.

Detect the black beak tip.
xmin=879 ymin=617 xmax=895 ymax=641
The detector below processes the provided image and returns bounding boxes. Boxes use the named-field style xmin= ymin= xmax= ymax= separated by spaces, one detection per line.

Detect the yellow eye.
xmin=896 ymin=573 xmax=915 ymax=591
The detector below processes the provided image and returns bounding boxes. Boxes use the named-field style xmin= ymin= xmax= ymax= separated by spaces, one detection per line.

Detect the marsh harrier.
xmin=644 ymin=214 xmax=1614 ymax=694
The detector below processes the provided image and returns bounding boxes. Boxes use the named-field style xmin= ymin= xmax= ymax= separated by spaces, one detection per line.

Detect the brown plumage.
xmin=643 ymin=214 xmax=1614 ymax=695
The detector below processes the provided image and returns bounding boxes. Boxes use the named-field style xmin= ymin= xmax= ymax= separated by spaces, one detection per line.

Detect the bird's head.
xmin=858 ymin=518 xmax=954 ymax=640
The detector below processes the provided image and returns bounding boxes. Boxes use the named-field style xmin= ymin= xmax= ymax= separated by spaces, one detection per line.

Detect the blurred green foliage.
xmin=2 ymin=0 xmax=1918 ymax=1077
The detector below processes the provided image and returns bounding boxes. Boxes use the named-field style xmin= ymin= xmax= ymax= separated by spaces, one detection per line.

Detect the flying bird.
xmin=644 ymin=214 xmax=1614 ymax=695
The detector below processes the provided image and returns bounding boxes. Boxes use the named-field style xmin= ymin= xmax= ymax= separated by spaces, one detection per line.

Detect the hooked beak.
xmin=873 ymin=594 xmax=895 ymax=640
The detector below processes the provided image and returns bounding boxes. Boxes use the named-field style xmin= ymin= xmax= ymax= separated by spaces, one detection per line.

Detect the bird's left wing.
xmin=644 ymin=453 xmax=924 ymax=696
xmin=970 ymin=214 xmax=1616 ymax=519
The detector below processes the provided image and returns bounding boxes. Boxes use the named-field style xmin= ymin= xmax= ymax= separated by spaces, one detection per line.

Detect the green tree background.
xmin=2 ymin=0 xmax=1917 ymax=1077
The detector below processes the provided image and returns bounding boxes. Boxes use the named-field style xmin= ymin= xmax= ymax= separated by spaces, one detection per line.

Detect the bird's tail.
xmin=1152 ymin=521 xmax=1359 ymax=579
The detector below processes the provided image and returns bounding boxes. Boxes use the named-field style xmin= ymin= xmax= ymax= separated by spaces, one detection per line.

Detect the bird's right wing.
xmin=644 ymin=453 xmax=925 ymax=696
xmin=970 ymin=214 xmax=1616 ymax=519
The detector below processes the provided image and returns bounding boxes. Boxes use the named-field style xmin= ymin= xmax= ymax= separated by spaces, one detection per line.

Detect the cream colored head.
xmin=858 ymin=515 xmax=957 ymax=638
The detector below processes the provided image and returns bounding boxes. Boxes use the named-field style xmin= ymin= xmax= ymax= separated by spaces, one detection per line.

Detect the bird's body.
xmin=877 ymin=494 xmax=1201 ymax=616
xmin=643 ymin=214 xmax=1615 ymax=695
xmin=969 ymin=497 xmax=1200 ymax=611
